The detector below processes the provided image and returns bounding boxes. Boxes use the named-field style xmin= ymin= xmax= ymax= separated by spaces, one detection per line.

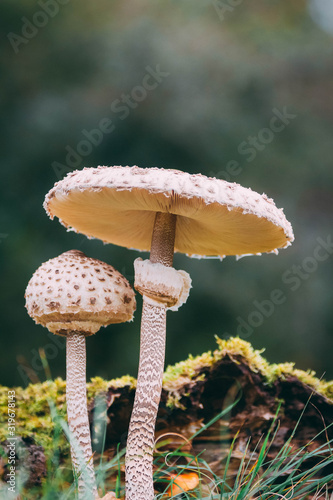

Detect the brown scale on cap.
xmin=25 ymin=250 xmax=136 ymax=336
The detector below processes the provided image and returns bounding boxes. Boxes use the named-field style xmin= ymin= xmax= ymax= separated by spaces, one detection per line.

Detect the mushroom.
xmin=25 ymin=249 xmax=136 ymax=499
xmin=43 ymin=166 xmax=294 ymax=499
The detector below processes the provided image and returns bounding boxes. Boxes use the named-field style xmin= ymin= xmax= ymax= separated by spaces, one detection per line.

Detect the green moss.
xmin=163 ymin=336 xmax=271 ymax=392
xmin=0 ymin=375 xmax=136 ymax=455
xmin=86 ymin=375 xmax=136 ymax=400
xmin=320 ymin=381 xmax=333 ymax=400
xmin=213 ymin=336 xmax=333 ymax=401
xmin=163 ymin=337 xmax=333 ymax=407
xmin=163 ymin=352 xmax=213 ymax=388
xmin=0 ymin=378 xmax=67 ymax=451
xmin=163 ymin=351 xmax=213 ymax=408
xmin=1 ymin=337 xmax=332 ymax=455
xmin=213 ymin=336 xmax=271 ymax=374
xmin=267 ymin=362 xmax=329 ymax=394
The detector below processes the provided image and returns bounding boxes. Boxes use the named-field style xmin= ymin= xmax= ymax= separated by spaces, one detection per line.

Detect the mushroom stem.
xmin=66 ymin=332 xmax=98 ymax=499
xmin=150 ymin=212 xmax=176 ymax=267
xmin=125 ymin=212 xmax=177 ymax=500
xmin=125 ymin=300 xmax=166 ymax=499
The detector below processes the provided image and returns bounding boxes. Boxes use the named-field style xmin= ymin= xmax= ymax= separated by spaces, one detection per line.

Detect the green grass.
xmin=1 ymin=390 xmax=333 ymax=499
xmin=151 ymin=400 xmax=333 ymax=499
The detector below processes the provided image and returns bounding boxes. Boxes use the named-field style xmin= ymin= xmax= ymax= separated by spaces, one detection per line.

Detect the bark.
xmin=1 ymin=437 xmax=46 ymax=488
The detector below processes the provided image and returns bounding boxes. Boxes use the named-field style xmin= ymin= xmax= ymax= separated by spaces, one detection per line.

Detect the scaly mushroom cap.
xmin=44 ymin=166 xmax=294 ymax=258
xmin=25 ymin=250 xmax=136 ymax=335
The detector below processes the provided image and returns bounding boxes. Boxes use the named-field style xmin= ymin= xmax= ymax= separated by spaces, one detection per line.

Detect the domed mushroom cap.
xmin=44 ymin=166 xmax=294 ymax=258
xmin=25 ymin=250 xmax=136 ymax=335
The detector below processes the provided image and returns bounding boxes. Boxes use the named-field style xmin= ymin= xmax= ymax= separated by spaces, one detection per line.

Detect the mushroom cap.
xmin=44 ymin=166 xmax=294 ymax=258
xmin=25 ymin=250 xmax=136 ymax=335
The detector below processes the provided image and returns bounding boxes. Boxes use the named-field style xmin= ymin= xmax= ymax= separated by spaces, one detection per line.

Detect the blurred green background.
xmin=1 ymin=0 xmax=333 ymax=388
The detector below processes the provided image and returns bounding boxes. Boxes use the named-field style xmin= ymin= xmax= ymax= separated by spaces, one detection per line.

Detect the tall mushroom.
xmin=25 ymin=249 xmax=136 ymax=499
xmin=43 ymin=166 xmax=294 ymax=499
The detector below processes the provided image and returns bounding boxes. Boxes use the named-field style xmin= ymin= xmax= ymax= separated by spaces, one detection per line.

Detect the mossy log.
xmin=1 ymin=337 xmax=333 ymax=493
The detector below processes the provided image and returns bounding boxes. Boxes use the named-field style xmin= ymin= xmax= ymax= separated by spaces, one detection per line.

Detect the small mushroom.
xmin=44 ymin=166 xmax=294 ymax=499
xmin=25 ymin=249 xmax=136 ymax=499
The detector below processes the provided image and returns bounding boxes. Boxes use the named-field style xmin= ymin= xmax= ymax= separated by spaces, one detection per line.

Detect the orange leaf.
xmin=167 ymin=472 xmax=199 ymax=496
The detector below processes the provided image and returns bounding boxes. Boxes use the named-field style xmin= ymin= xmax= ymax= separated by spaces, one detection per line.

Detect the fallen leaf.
xmin=167 ymin=472 xmax=199 ymax=496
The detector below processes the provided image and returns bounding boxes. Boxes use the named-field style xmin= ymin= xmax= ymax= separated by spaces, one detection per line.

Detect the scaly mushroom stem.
xmin=125 ymin=212 xmax=176 ymax=500
xmin=66 ymin=333 xmax=98 ymax=499
xmin=125 ymin=300 xmax=167 ymax=499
